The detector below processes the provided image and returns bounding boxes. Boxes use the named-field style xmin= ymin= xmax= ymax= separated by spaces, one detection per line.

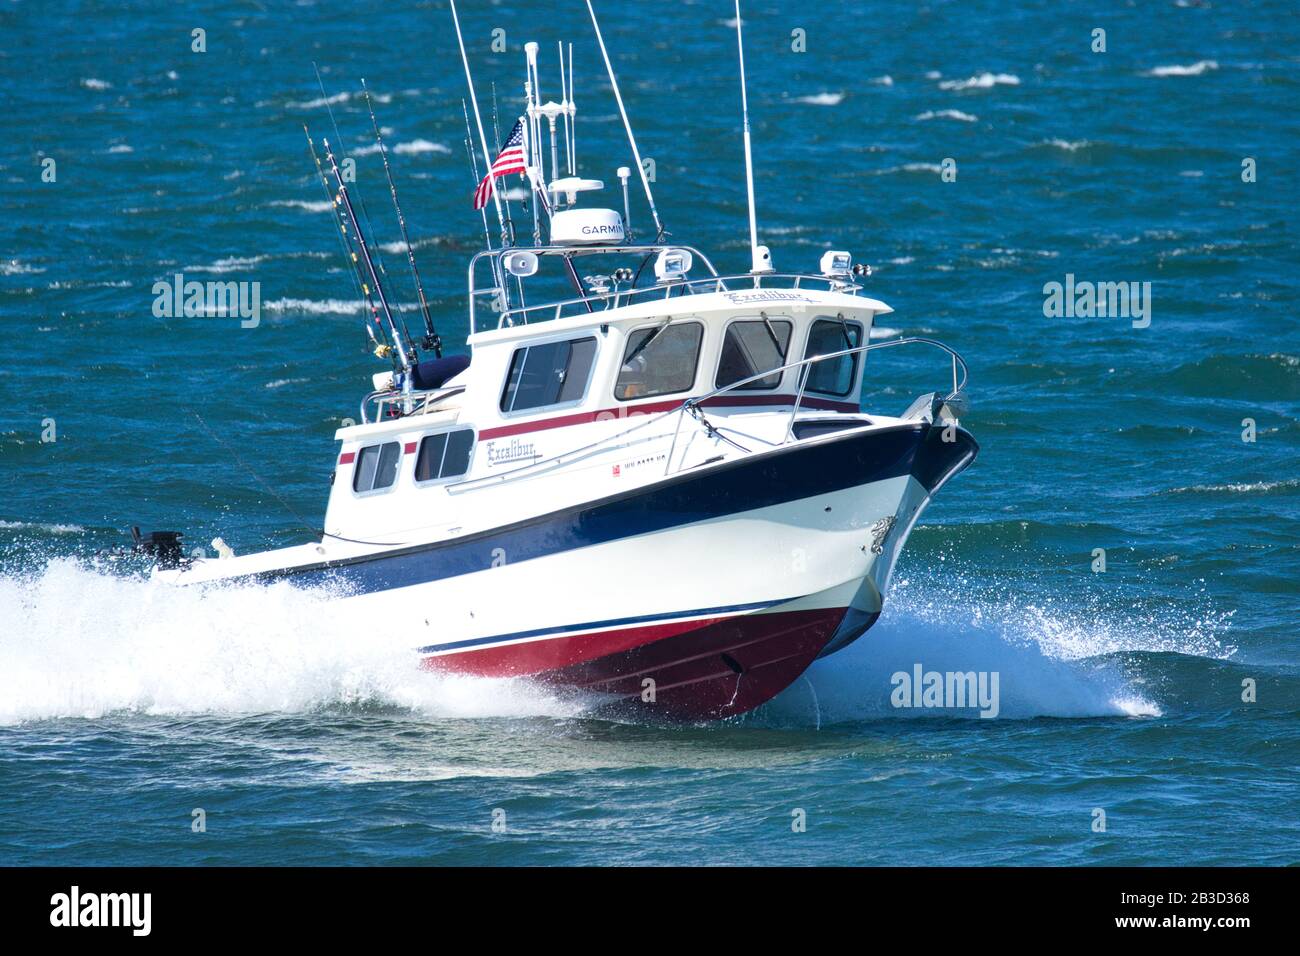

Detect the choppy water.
xmin=1 ymin=0 xmax=1297 ymax=865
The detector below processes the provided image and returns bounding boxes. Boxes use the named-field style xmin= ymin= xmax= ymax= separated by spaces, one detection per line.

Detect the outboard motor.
xmin=130 ymin=526 xmax=186 ymax=569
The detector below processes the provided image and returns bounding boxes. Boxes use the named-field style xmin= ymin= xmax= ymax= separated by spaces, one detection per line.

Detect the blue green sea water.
xmin=0 ymin=0 xmax=1297 ymax=865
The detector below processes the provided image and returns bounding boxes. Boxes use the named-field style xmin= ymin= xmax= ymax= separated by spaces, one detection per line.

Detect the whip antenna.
xmin=585 ymin=0 xmax=663 ymax=240
xmin=734 ymin=1 xmax=772 ymax=276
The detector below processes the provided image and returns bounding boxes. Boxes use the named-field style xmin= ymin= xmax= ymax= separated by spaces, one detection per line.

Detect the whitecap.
xmin=938 ymin=72 xmax=1020 ymax=91
xmin=793 ymin=92 xmax=845 ymax=106
xmin=393 ymin=139 xmax=450 ymax=155
xmin=915 ymin=109 xmax=978 ymax=122
xmin=269 ymin=199 xmax=334 ymax=213
xmin=1145 ymin=60 xmax=1218 ymax=77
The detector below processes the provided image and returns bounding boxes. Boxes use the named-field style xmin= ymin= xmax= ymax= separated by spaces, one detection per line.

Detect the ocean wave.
xmin=1143 ymin=353 xmax=1299 ymax=400
xmin=938 ymin=72 xmax=1020 ymax=91
xmin=81 ymin=77 xmax=112 ymax=91
xmin=915 ymin=109 xmax=977 ymax=122
xmin=269 ymin=199 xmax=334 ymax=213
xmin=393 ymin=139 xmax=450 ymax=155
xmin=1041 ymin=138 xmax=1094 ymax=151
xmin=793 ymin=92 xmax=845 ymax=106
xmin=0 ymin=521 xmax=85 ymax=534
xmin=1159 ymin=479 xmax=1300 ymax=497
xmin=285 ymin=91 xmax=350 ymax=110
xmin=261 ymin=297 xmax=366 ymax=316
xmin=1145 ymin=60 xmax=1218 ymax=77
xmin=1 ymin=260 xmax=45 ymax=276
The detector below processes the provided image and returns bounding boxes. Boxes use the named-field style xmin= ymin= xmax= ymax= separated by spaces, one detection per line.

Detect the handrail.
xmin=360 ymin=385 xmax=465 ymax=425
xmin=448 ymin=336 xmax=968 ymax=493
xmin=484 ymin=271 xmax=868 ymax=331
xmin=467 ymin=243 xmax=721 ymax=333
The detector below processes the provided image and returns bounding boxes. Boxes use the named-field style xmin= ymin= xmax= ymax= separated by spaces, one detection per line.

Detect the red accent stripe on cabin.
xmin=338 ymin=451 xmax=356 ymax=465
xmin=477 ymin=395 xmax=858 ymax=441
xmin=404 ymin=442 xmax=418 ymax=455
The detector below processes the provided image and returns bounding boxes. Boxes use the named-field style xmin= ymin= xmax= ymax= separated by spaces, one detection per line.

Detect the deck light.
xmin=654 ymin=248 xmax=693 ymax=283
xmin=820 ymin=250 xmax=852 ymax=277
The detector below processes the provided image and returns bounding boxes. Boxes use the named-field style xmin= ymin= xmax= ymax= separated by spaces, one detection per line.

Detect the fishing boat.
xmin=143 ymin=2 xmax=978 ymax=720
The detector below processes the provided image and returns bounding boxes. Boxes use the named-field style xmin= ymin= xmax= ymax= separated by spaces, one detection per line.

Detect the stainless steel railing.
xmin=484 ymin=272 xmax=868 ymax=330
xmin=447 ymin=336 xmax=968 ymax=492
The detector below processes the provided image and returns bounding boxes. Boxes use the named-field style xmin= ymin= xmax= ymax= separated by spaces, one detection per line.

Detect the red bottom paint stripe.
xmin=422 ymin=614 xmax=733 ymax=677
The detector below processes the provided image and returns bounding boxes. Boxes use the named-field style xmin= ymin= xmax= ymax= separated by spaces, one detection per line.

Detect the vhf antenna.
xmin=585 ymin=0 xmax=663 ymax=240
xmin=734 ymin=0 xmax=772 ymax=277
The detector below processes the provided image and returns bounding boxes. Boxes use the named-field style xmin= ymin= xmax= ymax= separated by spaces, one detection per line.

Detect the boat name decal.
xmin=722 ymin=290 xmax=815 ymax=305
xmin=485 ymin=438 xmax=539 ymax=466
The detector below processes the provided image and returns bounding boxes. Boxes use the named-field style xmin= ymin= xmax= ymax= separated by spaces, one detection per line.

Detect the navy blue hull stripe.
xmin=417 ymin=598 xmax=787 ymax=655
xmin=258 ymin=425 xmax=932 ymax=597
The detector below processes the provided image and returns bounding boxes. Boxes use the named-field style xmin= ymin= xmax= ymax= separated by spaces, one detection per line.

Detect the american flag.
xmin=473 ymin=118 xmax=527 ymax=210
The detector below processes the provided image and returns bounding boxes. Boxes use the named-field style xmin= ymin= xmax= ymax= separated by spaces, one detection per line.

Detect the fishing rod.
xmin=360 ymin=78 xmax=441 ymax=357
xmin=311 ymin=63 xmax=418 ymax=351
xmin=324 ymin=136 xmax=412 ymax=371
xmin=304 ymin=125 xmax=384 ymax=353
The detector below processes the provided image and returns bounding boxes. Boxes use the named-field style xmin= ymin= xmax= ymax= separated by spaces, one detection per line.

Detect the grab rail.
xmin=448 ymin=336 xmax=967 ymax=493
xmin=484 ymin=272 xmax=867 ymax=330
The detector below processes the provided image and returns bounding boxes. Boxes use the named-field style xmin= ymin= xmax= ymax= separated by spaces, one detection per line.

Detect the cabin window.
xmin=800 ymin=318 xmax=864 ymax=396
xmin=353 ymin=441 xmax=401 ymax=493
xmin=415 ymin=428 xmax=476 ymax=483
xmin=715 ymin=317 xmax=793 ymax=391
xmin=615 ymin=321 xmax=704 ymax=401
xmin=500 ymin=336 xmax=598 ymax=413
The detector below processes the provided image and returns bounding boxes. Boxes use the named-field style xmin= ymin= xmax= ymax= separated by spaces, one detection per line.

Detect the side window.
xmin=353 ymin=441 xmax=401 ymax=493
xmin=615 ymin=321 xmax=704 ymax=401
xmin=415 ymin=428 xmax=475 ymax=483
xmin=715 ymin=317 xmax=792 ymax=390
xmin=801 ymin=318 xmax=863 ymax=397
xmin=500 ymin=336 xmax=598 ymax=413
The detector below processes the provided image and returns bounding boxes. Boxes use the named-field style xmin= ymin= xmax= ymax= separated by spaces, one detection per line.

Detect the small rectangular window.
xmin=353 ymin=441 xmax=401 ymax=493
xmin=615 ymin=321 xmax=704 ymax=401
xmin=801 ymin=318 xmax=863 ymax=397
xmin=415 ymin=428 xmax=475 ymax=483
xmin=500 ymin=337 xmax=598 ymax=413
xmin=716 ymin=318 xmax=792 ymax=390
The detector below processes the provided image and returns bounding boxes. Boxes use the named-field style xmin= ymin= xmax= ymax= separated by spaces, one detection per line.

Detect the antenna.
xmin=567 ymin=42 xmax=577 ymax=174
xmin=617 ymin=166 xmax=632 ymax=238
xmin=449 ymin=0 xmax=507 ymax=245
xmin=558 ymin=42 xmax=573 ymax=178
xmin=524 ymin=41 xmax=544 ymax=245
xmin=585 ymin=0 xmax=663 ymax=239
xmin=734 ymin=0 xmax=772 ymax=275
